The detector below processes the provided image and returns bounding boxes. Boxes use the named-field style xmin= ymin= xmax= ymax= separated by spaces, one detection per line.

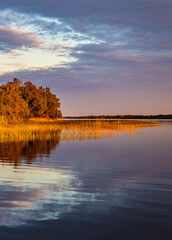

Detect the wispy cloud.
xmin=0 ymin=25 xmax=40 ymax=51
xmin=0 ymin=0 xmax=171 ymax=114
xmin=0 ymin=10 xmax=102 ymax=74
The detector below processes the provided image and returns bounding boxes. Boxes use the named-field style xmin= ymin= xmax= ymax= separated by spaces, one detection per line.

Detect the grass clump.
xmin=0 ymin=120 xmax=160 ymax=142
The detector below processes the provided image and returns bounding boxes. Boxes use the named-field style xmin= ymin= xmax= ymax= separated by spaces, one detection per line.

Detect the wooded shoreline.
xmin=64 ymin=114 xmax=172 ymax=119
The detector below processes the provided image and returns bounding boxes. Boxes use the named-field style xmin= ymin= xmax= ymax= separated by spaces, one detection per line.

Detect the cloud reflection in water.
xmin=0 ymin=163 xmax=97 ymax=226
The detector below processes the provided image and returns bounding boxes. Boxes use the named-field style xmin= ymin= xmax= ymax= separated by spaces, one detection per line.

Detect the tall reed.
xmin=0 ymin=120 xmax=160 ymax=142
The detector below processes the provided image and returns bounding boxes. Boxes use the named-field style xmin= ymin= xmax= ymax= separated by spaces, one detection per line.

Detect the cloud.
xmin=1 ymin=0 xmax=170 ymax=56
xmin=1 ymin=0 xmax=172 ymax=28
xmin=0 ymin=0 xmax=172 ymax=114
xmin=0 ymin=10 xmax=102 ymax=74
xmin=0 ymin=26 xmax=40 ymax=51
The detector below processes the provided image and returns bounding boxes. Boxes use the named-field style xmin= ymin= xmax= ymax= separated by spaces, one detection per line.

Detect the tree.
xmin=45 ymin=87 xmax=61 ymax=118
xmin=21 ymin=81 xmax=45 ymax=117
xmin=0 ymin=79 xmax=30 ymax=120
xmin=0 ymin=78 xmax=62 ymax=120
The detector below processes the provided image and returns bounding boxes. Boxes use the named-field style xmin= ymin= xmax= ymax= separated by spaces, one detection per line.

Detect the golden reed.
xmin=0 ymin=119 xmax=160 ymax=142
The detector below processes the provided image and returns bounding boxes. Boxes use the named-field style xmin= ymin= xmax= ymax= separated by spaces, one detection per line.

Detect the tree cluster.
xmin=66 ymin=114 xmax=172 ymax=119
xmin=0 ymin=78 xmax=62 ymax=119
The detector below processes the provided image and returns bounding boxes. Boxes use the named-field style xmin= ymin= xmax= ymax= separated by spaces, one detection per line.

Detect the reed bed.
xmin=0 ymin=120 xmax=160 ymax=142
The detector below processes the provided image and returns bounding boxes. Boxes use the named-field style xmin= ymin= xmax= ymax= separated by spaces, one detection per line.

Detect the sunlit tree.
xmin=0 ymin=78 xmax=62 ymax=120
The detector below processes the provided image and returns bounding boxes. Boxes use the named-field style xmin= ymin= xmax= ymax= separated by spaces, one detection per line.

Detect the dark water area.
xmin=0 ymin=121 xmax=172 ymax=240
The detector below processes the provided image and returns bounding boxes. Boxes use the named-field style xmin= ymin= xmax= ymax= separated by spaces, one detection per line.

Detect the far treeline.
xmin=66 ymin=114 xmax=172 ymax=119
xmin=0 ymin=78 xmax=62 ymax=120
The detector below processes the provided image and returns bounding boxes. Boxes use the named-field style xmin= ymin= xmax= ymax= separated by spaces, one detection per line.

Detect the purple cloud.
xmin=0 ymin=0 xmax=172 ymax=115
xmin=0 ymin=25 xmax=39 ymax=51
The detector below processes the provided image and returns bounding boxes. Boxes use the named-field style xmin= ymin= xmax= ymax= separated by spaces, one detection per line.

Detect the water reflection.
xmin=0 ymin=138 xmax=60 ymax=166
xmin=0 ymin=163 xmax=96 ymax=226
xmin=0 ymin=122 xmax=172 ymax=240
xmin=0 ymin=126 xmax=144 ymax=167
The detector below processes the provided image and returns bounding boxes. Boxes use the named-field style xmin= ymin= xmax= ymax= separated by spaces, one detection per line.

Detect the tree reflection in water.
xmin=0 ymin=133 xmax=61 ymax=166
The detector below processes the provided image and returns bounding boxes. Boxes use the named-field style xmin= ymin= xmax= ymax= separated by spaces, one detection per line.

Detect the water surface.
xmin=0 ymin=121 xmax=172 ymax=239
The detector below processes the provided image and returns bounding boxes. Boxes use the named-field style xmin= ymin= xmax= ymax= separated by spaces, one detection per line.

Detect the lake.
xmin=0 ymin=120 xmax=172 ymax=240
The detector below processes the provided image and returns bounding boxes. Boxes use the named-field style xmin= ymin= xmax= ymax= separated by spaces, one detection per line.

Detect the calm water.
xmin=0 ymin=121 xmax=172 ymax=240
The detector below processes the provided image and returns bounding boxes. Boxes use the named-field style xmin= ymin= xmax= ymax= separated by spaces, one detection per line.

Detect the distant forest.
xmin=65 ymin=114 xmax=172 ymax=119
xmin=0 ymin=78 xmax=62 ymax=120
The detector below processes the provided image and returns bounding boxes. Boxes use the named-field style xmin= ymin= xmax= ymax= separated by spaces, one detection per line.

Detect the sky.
xmin=0 ymin=0 xmax=172 ymax=116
